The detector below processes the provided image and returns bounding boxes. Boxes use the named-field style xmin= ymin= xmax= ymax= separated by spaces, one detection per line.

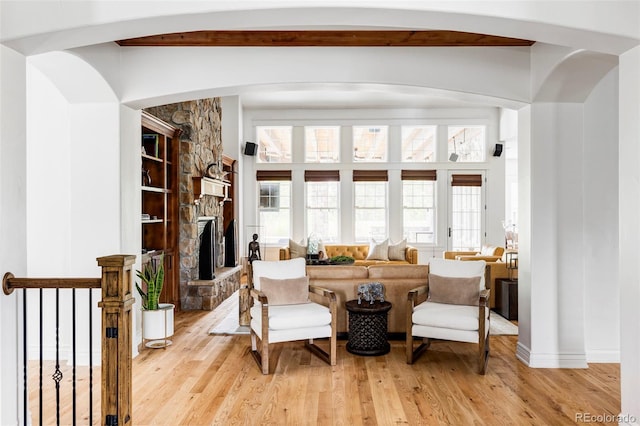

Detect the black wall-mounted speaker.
xmin=493 ymin=143 xmax=503 ymax=157
xmin=244 ymin=142 xmax=257 ymax=156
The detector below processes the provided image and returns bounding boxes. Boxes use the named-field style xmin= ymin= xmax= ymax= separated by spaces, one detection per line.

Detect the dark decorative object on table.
xmin=357 ymin=282 xmax=385 ymax=304
xmin=248 ymin=233 xmax=261 ymax=263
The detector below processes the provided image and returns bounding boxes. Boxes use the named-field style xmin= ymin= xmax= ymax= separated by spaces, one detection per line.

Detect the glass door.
xmin=447 ymin=171 xmax=485 ymax=251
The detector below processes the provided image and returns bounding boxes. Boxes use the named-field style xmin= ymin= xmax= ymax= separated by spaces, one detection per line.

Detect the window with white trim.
xmin=449 ymin=173 xmax=484 ymax=251
xmin=257 ymin=170 xmax=292 ymax=245
xmin=256 ymin=126 xmax=292 ymax=163
xmin=447 ymin=126 xmax=486 ymax=162
xmin=305 ymin=126 xmax=340 ymax=163
xmin=353 ymin=126 xmax=388 ymax=162
xmin=402 ymin=125 xmax=436 ymax=162
xmin=353 ymin=170 xmax=388 ymax=242
xmin=402 ymin=170 xmax=436 ymax=243
xmin=305 ymin=170 xmax=340 ymax=243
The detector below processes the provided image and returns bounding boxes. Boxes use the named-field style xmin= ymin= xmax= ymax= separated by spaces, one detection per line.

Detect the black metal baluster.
xmin=53 ymin=288 xmax=62 ymax=426
xmin=39 ymin=288 xmax=43 ymax=426
xmin=22 ymin=289 xmax=27 ymax=425
xmin=88 ymin=289 xmax=93 ymax=425
xmin=72 ymin=288 xmax=77 ymax=426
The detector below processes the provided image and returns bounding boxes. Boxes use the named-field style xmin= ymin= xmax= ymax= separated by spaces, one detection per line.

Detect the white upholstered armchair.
xmin=249 ymin=258 xmax=337 ymax=374
xmin=406 ymin=258 xmax=490 ymax=374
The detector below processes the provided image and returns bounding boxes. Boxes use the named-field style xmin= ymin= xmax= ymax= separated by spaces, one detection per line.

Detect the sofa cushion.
xmin=366 ymin=239 xmax=389 ymax=261
xmin=289 ymin=239 xmax=307 ymax=259
xmin=306 ymin=265 xmax=369 ymax=280
xmin=260 ymin=276 xmax=309 ymax=305
xmin=427 ymin=274 xmax=481 ymax=306
xmin=388 ymin=239 xmax=407 ymax=261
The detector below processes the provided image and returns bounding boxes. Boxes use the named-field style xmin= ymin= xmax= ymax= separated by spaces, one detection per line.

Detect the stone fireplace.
xmin=145 ymin=99 xmax=240 ymax=310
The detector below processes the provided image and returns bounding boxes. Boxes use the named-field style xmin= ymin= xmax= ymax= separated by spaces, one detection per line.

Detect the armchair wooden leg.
xmin=250 ymin=328 xmax=270 ymax=375
xmin=406 ymin=333 xmax=430 ymax=364
xmin=406 ymin=331 xmax=414 ymax=364
xmin=305 ymin=335 xmax=336 ymax=366
xmin=479 ymin=334 xmax=490 ymax=375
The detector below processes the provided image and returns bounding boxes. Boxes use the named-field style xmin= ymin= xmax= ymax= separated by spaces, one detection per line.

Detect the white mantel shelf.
xmin=193 ymin=176 xmax=230 ymax=203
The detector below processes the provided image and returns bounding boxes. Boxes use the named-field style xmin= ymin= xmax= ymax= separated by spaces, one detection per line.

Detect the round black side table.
xmin=345 ymin=300 xmax=392 ymax=356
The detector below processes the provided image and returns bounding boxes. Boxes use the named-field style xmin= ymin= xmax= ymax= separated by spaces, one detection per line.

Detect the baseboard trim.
xmin=586 ymin=350 xmax=620 ymax=363
xmin=516 ymin=341 xmax=531 ymax=365
xmin=516 ymin=342 xmax=588 ymax=368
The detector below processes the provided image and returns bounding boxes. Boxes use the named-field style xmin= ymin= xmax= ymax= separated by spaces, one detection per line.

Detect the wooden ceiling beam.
xmin=116 ymin=30 xmax=535 ymax=47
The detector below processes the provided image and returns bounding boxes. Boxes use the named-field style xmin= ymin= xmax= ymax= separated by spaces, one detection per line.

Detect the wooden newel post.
xmin=98 ymin=254 xmax=136 ymax=426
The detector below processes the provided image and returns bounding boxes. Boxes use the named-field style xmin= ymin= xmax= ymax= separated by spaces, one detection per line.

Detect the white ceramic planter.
xmin=142 ymin=303 xmax=175 ymax=348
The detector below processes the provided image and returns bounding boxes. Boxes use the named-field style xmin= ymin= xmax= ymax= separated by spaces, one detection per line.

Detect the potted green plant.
xmin=136 ymin=253 xmax=174 ymax=348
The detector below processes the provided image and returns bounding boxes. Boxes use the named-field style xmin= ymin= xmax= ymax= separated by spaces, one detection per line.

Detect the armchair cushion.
xmin=427 ymin=274 xmax=481 ymax=306
xmin=411 ymin=303 xmax=490 ymax=344
xmin=413 ymin=302 xmax=487 ymax=331
xmin=260 ymin=276 xmax=309 ymax=305
xmin=366 ymin=238 xmax=389 ymax=260
xmin=250 ymin=302 xmax=331 ymax=331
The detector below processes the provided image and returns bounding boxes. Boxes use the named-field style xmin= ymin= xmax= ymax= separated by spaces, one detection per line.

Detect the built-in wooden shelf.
xmin=142 ymin=185 xmax=166 ymax=193
xmin=142 ymin=219 xmax=163 ymax=224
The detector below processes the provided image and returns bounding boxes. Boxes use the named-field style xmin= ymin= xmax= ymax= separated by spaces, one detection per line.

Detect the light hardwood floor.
xmin=30 ymin=293 xmax=620 ymax=425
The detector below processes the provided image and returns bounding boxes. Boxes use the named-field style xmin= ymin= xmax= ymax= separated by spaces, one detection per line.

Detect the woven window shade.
xmin=401 ymin=170 xmax=437 ymax=181
xmin=352 ymin=170 xmax=388 ymax=181
xmin=451 ymin=174 xmax=482 ymax=186
xmin=304 ymin=170 xmax=340 ymax=182
xmin=256 ymin=170 xmax=292 ymax=181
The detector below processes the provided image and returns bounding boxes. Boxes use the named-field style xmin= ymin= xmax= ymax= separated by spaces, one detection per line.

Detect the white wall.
xmin=583 ymin=68 xmax=620 ymax=363
xmin=619 ymin=45 xmax=640 ymax=425
xmin=119 ymin=105 xmax=143 ymax=355
xmin=520 ymin=101 xmax=589 ymax=368
xmin=242 ymin=107 xmax=506 ymax=262
xmin=517 ymin=48 xmax=621 ymax=368
xmin=25 ymin=58 xmax=122 ymax=364
xmin=0 ymin=44 xmax=27 ymax=426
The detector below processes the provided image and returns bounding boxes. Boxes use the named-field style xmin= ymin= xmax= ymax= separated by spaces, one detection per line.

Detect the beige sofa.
xmin=443 ymin=250 xmax=517 ymax=308
xmin=444 ymin=245 xmax=505 ymax=263
xmin=280 ymin=243 xmax=419 ymax=266
xmin=306 ymin=264 xmax=429 ymax=334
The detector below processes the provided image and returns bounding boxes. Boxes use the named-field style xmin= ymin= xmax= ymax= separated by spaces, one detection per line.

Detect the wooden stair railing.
xmin=3 ymin=254 xmax=136 ymax=426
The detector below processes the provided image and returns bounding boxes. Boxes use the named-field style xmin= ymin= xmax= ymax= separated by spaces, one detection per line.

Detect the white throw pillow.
xmin=428 ymin=257 xmax=486 ymax=290
xmin=366 ymin=238 xmax=389 ymax=261
xmin=289 ymin=239 xmax=307 ymax=259
xmin=479 ymin=245 xmax=497 ymax=256
xmin=388 ymin=239 xmax=407 ymax=261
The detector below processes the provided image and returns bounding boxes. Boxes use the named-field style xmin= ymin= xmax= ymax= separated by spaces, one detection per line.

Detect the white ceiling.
xmin=239 ymin=83 xmax=505 ymax=110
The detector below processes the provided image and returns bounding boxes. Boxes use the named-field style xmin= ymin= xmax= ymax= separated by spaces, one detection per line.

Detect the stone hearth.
xmin=187 ymin=266 xmax=242 ymax=310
